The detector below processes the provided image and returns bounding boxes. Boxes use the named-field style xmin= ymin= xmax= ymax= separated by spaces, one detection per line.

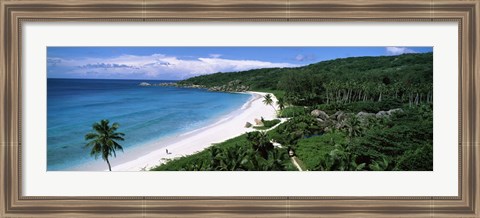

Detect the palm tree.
xmin=246 ymin=131 xmax=274 ymax=159
xmin=276 ymin=97 xmax=286 ymax=111
xmin=209 ymin=146 xmax=223 ymax=170
xmin=260 ymin=149 xmax=286 ymax=171
xmin=342 ymin=115 xmax=363 ymax=138
xmin=212 ymin=145 xmax=251 ymax=171
xmin=328 ymin=144 xmax=350 ymax=170
xmin=262 ymin=93 xmax=277 ymax=112
xmin=377 ymin=83 xmax=387 ymax=102
xmin=84 ymin=119 xmax=125 ymax=171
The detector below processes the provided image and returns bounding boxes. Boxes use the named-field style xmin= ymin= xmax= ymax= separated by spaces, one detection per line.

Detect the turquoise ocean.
xmin=47 ymin=78 xmax=251 ymax=171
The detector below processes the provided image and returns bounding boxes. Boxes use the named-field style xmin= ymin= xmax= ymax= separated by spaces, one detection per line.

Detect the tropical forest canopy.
xmin=179 ymin=52 xmax=432 ymax=105
xmin=153 ymin=52 xmax=433 ymax=171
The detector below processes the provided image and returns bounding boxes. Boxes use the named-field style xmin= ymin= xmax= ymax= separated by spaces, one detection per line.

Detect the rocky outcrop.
xmin=376 ymin=111 xmax=389 ymax=118
xmin=334 ymin=119 xmax=349 ymax=130
xmin=157 ymin=82 xmax=179 ymax=87
xmin=139 ymin=82 xmax=178 ymax=87
xmin=245 ymin=122 xmax=252 ymax=128
xmin=320 ymin=108 xmax=404 ymax=132
xmin=330 ymin=111 xmax=346 ymax=122
xmin=356 ymin=112 xmax=375 ymax=122
xmin=311 ymin=109 xmax=329 ymax=121
xmin=139 ymin=80 xmax=251 ymax=93
xmin=376 ymin=108 xmax=403 ymax=118
xmin=388 ymin=108 xmax=403 ymax=115
xmin=182 ymin=84 xmax=205 ymax=89
xmin=207 ymin=80 xmax=250 ymax=92
xmin=210 ymin=85 xmax=250 ymax=92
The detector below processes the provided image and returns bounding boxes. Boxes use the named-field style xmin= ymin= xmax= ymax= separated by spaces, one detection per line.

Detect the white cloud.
xmin=386 ymin=47 xmax=417 ymax=55
xmin=209 ymin=54 xmax=222 ymax=58
xmin=295 ymin=54 xmax=316 ymax=62
xmin=295 ymin=54 xmax=305 ymax=61
xmin=48 ymin=53 xmax=298 ymax=79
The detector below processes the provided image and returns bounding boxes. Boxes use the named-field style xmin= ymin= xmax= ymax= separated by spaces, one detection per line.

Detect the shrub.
xmin=278 ymin=106 xmax=307 ymax=118
xmin=295 ymin=132 xmax=347 ymax=170
xmin=253 ymin=119 xmax=281 ymax=130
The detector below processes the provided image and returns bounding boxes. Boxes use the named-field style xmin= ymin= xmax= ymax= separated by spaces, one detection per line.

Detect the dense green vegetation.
xmin=152 ymin=132 xmax=296 ymax=171
xmin=278 ymin=106 xmax=307 ymax=118
xmin=180 ymin=52 xmax=432 ymax=106
xmin=253 ymin=119 xmax=281 ymax=130
xmin=294 ymin=105 xmax=433 ymax=171
xmin=154 ymin=52 xmax=433 ymax=171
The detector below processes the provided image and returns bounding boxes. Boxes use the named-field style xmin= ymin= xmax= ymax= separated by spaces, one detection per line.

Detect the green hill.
xmin=153 ymin=52 xmax=434 ymax=171
xmin=179 ymin=52 xmax=432 ymax=106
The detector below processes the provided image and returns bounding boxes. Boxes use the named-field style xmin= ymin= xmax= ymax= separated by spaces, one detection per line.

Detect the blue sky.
xmin=47 ymin=46 xmax=433 ymax=80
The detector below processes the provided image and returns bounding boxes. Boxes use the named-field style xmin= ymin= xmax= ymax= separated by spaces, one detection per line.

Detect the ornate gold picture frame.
xmin=1 ymin=0 xmax=478 ymax=217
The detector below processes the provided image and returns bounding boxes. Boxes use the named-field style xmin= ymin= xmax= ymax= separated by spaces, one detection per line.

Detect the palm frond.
xmin=84 ymin=132 xmax=99 ymax=140
xmin=84 ymin=119 xmax=125 ymax=170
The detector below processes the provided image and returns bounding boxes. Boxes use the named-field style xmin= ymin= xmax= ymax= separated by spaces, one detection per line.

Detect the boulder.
xmin=311 ymin=109 xmax=321 ymax=117
xmin=333 ymin=111 xmax=346 ymax=121
xmin=228 ymin=79 xmax=242 ymax=85
xmin=333 ymin=111 xmax=343 ymax=117
xmin=244 ymin=122 xmax=252 ymax=128
xmin=357 ymin=111 xmax=375 ymax=117
xmin=376 ymin=111 xmax=388 ymax=118
xmin=356 ymin=112 xmax=376 ymax=124
xmin=311 ymin=109 xmax=329 ymax=120
xmin=272 ymin=142 xmax=282 ymax=148
xmin=388 ymin=108 xmax=404 ymax=115
xmin=157 ymin=82 xmax=177 ymax=87
xmin=335 ymin=120 xmax=346 ymax=129
xmin=356 ymin=112 xmax=375 ymax=120
xmin=139 ymin=82 xmax=151 ymax=86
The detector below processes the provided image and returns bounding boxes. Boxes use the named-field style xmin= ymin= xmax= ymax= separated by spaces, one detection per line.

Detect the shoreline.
xmin=86 ymin=91 xmax=278 ymax=171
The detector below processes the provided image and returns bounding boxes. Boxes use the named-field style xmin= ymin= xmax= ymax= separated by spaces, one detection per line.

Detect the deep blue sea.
xmin=47 ymin=78 xmax=251 ymax=171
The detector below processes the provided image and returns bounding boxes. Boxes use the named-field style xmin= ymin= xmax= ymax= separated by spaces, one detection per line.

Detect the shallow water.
xmin=47 ymin=78 xmax=250 ymax=170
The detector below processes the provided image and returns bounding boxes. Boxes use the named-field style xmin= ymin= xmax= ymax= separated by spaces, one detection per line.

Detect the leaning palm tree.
xmin=84 ymin=119 xmax=125 ymax=171
xmin=276 ymin=96 xmax=286 ymax=111
xmin=262 ymin=93 xmax=277 ymax=112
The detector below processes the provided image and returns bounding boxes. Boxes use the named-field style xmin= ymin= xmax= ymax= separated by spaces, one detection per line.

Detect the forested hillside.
xmin=153 ymin=52 xmax=433 ymax=171
xmin=179 ymin=52 xmax=432 ymax=106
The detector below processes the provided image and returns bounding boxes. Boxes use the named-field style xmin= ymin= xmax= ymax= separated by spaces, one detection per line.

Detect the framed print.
xmin=1 ymin=0 xmax=479 ymax=217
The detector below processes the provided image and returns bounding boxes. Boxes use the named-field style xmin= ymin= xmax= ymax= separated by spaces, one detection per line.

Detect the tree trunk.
xmin=271 ymin=105 xmax=277 ymax=113
xmin=348 ymin=89 xmax=352 ymax=103
xmin=409 ymin=93 xmax=413 ymax=107
xmin=106 ymin=158 xmax=112 ymax=171
xmin=326 ymin=90 xmax=329 ymax=104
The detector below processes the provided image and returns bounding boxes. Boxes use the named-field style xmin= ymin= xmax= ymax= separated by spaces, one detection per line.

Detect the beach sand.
xmin=110 ymin=91 xmax=278 ymax=171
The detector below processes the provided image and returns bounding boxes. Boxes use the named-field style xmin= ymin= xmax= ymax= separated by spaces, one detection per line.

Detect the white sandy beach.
xmin=110 ymin=91 xmax=278 ymax=171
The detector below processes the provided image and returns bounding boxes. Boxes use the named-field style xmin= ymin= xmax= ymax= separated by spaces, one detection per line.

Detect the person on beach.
xmin=166 ymin=149 xmax=169 ymax=154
